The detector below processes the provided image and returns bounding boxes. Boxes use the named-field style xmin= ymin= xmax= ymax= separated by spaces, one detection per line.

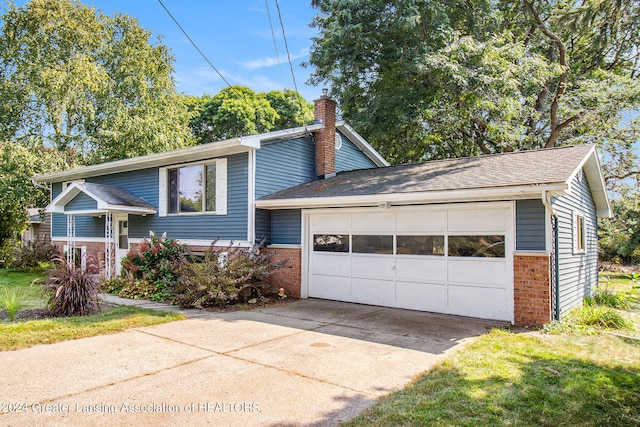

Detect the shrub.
xmin=564 ymin=304 xmax=633 ymax=330
xmin=588 ymin=288 xmax=636 ymax=310
xmin=172 ymin=241 xmax=283 ymax=308
xmin=44 ymin=256 xmax=100 ymax=317
xmin=101 ymin=275 xmax=158 ymax=300
xmin=11 ymin=239 xmax=59 ymax=269
xmin=0 ymin=286 xmax=23 ymax=321
xmin=120 ymin=233 xmax=189 ymax=301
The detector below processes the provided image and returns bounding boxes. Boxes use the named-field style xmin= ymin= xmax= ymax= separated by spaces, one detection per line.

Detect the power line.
xmin=265 ymin=0 xmax=285 ymax=87
xmin=157 ymin=0 xmax=240 ymax=97
xmin=274 ymin=0 xmax=300 ymax=95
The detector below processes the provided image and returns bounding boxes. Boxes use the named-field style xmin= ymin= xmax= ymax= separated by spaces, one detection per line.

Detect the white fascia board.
xmin=35 ymin=138 xmax=252 ymax=182
xmin=565 ymin=145 xmax=611 ymax=217
xmin=245 ymin=123 xmax=323 ymax=145
xmin=255 ymin=183 xmax=569 ymax=209
xmin=336 ymin=121 xmax=390 ymax=167
xmin=101 ymin=204 xmax=156 ymax=215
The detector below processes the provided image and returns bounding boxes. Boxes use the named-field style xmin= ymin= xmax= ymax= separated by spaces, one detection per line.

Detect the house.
xmin=35 ymin=94 xmax=611 ymax=327
xmin=21 ymin=208 xmax=51 ymax=244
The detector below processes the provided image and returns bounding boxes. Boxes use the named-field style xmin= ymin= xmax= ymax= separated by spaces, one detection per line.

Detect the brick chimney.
xmin=313 ymin=89 xmax=337 ymax=179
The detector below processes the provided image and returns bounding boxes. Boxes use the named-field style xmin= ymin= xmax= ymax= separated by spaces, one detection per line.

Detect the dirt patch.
xmin=599 ymin=262 xmax=640 ymax=273
xmin=0 ymin=308 xmax=53 ymax=321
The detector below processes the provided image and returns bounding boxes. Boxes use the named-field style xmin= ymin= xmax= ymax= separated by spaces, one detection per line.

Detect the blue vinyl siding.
xmin=52 ymin=153 xmax=249 ymax=242
xmin=515 ymin=199 xmax=546 ymax=251
xmin=255 ymin=136 xmax=316 ymax=198
xmin=255 ymin=209 xmax=272 ymax=244
xmin=551 ymin=171 xmax=598 ymax=317
xmin=271 ymin=209 xmax=301 ymax=245
xmin=335 ymin=131 xmax=377 ymax=172
xmin=66 ymin=193 xmax=97 ymax=211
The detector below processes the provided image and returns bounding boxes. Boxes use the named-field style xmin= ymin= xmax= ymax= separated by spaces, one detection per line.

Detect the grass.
xmin=0 ymin=268 xmax=48 ymax=308
xmin=0 ymin=305 xmax=184 ymax=351
xmin=0 ymin=269 xmax=184 ymax=350
xmin=344 ymin=330 xmax=640 ymax=427
xmin=344 ymin=271 xmax=640 ymax=426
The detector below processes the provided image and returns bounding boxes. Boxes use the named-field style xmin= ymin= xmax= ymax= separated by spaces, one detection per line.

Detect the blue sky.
xmin=5 ymin=0 xmax=321 ymax=101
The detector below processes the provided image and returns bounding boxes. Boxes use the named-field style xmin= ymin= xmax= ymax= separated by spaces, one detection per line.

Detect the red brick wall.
xmin=513 ymin=254 xmax=552 ymax=327
xmin=264 ymin=247 xmax=302 ymax=299
xmin=53 ymin=241 xmax=107 ymax=273
xmin=313 ymin=95 xmax=336 ymax=178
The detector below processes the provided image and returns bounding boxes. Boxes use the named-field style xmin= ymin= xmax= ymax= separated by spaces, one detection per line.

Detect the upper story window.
xmin=159 ymin=158 xmax=227 ymax=217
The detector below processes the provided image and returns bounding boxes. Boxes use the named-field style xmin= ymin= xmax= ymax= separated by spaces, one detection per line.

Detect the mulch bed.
xmin=0 ymin=308 xmax=53 ymax=321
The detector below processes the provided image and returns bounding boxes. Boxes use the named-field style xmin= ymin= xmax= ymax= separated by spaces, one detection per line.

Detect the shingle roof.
xmin=259 ymin=144 xmax=599 ymax=201
xmin=78 ymin=182 xmax=155 ymax=209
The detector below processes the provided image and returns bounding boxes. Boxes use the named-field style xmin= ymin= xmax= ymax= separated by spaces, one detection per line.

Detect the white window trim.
xmin=158 ymin=158 xmax=227 ymax=217
xmin=573 ymin=212 xmax=586 ymax=255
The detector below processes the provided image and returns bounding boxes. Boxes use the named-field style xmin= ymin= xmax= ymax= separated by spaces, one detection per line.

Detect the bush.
xmin=120 ymin=233 xmax=189 ymax=301
xmin=564 ymin=304 xmax=633 ymax=330
xmin=172 ymin=241 xmax=283 ymax=309
xmin=101 ymin=275 xmax=158 ymax=301
xmin=11 ymin=239 xmax=59 ymax=269
xmin=44 ymin=256 xmax=99 ymax=317
xmin=588 ymin=288 xmax=636 ymax=310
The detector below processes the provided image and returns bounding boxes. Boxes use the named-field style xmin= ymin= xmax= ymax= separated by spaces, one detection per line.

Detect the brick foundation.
xmin=53 ymin=241 xmax=108 ymax=274
xmin=513 ymin=253 xmax=552 ymax=327
xmin=264 ymin=246 xmax=302 ymax=299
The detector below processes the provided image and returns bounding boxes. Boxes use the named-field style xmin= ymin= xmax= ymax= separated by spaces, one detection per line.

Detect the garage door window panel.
xmin=352 ymin=235 xmax=393 ymax=254
xmin=313 ymin=234 xmax=349 ymax=252
xmin=448 ymin=235 xmax=505 ymax=258
xmin=397 ymin=235 xmax=444 ymax=255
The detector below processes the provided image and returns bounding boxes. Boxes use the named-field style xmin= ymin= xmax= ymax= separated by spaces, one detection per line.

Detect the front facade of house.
xmin=36 ymin=96 xmax=610 ymax=327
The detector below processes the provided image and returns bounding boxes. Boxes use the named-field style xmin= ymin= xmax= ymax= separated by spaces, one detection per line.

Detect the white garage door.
xmin=306 ymin=202 xmax=514 ymax=321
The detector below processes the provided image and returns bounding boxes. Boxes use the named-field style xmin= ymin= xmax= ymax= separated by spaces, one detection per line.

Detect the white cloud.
xmin=239 ymin=48 xmax=309 ymax=70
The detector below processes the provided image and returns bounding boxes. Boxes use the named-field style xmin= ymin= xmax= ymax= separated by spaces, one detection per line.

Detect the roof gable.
xmin=47 ymin=182 xmax=156 ymax=216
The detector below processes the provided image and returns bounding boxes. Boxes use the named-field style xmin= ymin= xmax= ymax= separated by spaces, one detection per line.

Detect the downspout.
xmin=542 ymin=190 xmax=561 ymax=321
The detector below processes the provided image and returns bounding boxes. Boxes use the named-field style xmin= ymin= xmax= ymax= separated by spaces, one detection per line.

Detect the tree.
xmin=0 ymin=0 xmax=193 ymax=163
xmin=0 ymin=142 xmax=68 ymax=265
xmin=265 ymin=89 xmax=314 ymax=130
xmin=308 ymin=0 xmax=640 ymax=177
xmin=187 ymin=86 xmax=313 ymax=144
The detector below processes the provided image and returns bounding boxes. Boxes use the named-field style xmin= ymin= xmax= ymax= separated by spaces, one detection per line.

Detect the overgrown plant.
xmin=44 ymin=256 xmax=99 ymax=317
xmin=11 ymin=239 xmax=59 ymax=269
xmin=172 ymin=240 xmax=283 ymax=308
xmin=120 ymin=232 xmax=189 ymax=301
xmin=0 ymin=286 xmax=23 ymax=321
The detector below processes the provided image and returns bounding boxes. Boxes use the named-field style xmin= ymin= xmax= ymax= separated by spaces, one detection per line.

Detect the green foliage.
xmin=0 ymin=0 xmax=193 ymax=162
xmin=44 ymin=256 xmax=99 ymax=317
xmin=0 ymin=143 xmax=68 ymax=266
xmin=599 ymin=187 xmax=640 ymax=264
xmin=308 ymin=0 xmax=640 ymax=183
xmin=10 ymin=240 xmax=59 ymax=270
xmin=546 ymin=304 xmax=634 ymax=333
xmin=0 ymin=286 xmax=23 ymax=321
xmin=187 ymin=87 xmax=313 ymax=144
xmin=120 ymin=233 xmax=189 ymax=301
xmin=101 ymin=275 xmax=158 ymax=301
xmin=588 ymin=286 xmax=637 ymax=310
xmin=171 ymin=241 xmax=282 ymax=308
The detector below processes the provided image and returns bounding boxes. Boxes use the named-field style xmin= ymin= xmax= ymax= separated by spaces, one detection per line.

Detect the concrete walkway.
xmin=1 ymin=297 xmax=503 ymax=426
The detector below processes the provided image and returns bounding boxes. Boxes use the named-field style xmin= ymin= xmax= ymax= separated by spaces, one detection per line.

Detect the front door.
xmin=115 ymin=215 xmax=129 ymax=275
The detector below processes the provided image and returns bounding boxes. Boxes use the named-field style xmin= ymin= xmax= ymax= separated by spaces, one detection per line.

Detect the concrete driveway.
xmin=0 ymin=299 xmax=502 ymax=426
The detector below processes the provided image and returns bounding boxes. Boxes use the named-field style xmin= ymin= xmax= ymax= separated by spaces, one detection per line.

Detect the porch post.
xmin=105 ymin=212 xmax=115 ymax=279
xmin=66 ymin=214 xmax=76 ymax=266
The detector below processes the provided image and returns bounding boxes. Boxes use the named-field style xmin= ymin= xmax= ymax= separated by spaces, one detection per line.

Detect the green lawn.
xmin=0 ymin=269 xmax=184 ymax=350
xmin=345 ymin=272 xmax=640 ymax=426
xmin=0 ymin=268 xmax=48 ymax=308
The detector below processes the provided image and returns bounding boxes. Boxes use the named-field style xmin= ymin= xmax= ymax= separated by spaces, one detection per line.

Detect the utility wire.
xmin=157 ymin=0 xmax=243 ymax=100
xmin=265 ymin=0 xmax=285 ymax=87
xmin=274 ymin=0 xmax=300 ymax=95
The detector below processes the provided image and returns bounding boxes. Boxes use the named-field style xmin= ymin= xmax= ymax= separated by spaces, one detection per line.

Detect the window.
xmin=397 ymin=235 xmax=444 ymax=255
xmin=159 ymin=158 xmax=226 ymax=216
xmin=448 ymin=235 xmax=505 ymax=258
xmin=575 ymin=214 xmax=586 ymax=253
xmin=313 ymin=234 xmax=349 ymax=252
xmin=352 ymin=235 xmax=393 ymax=254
